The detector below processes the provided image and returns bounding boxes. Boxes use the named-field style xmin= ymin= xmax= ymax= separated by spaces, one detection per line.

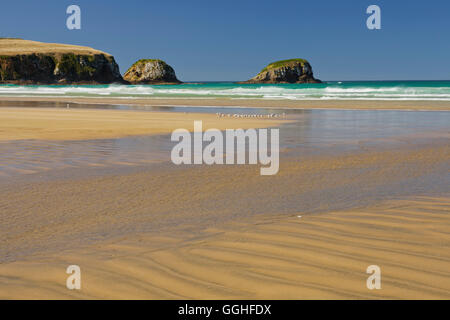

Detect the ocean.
xmin=0 ymin=80 xmax=449 ymax=101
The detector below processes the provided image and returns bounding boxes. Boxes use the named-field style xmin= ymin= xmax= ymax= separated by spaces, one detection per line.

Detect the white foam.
xmin=0 ymin=84 xmax=449 ymax=101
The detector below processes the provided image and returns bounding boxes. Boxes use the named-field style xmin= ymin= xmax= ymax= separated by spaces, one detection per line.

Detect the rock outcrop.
xmin=0 ymin=39 xmax=125 ymax=84
xmin=240 ymin=58 xmax=321 ymax=84
xmin=123 ymin=59 xmax=181 ymax=84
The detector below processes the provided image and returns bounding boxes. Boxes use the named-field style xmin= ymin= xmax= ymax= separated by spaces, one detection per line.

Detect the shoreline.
xmin=0 ymin=107 xmax=287 ymax=141
xmin=1 ymin=96 xmax=450 ymax=111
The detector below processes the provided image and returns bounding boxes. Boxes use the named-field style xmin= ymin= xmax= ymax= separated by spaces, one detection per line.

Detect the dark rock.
xmin=239 ymin=58 xmax=321 ymax=84
xmin=0 ymin=39 xmax=126 ymax=84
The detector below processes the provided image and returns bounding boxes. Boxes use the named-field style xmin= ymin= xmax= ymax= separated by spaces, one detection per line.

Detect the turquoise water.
xmin=1 ymin=80 xmax=450 ymax=101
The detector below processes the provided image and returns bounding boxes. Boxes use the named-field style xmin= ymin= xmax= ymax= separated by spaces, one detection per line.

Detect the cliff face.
xmin=241 ymin=59 xmax=321 ymax=84
xmin=123 ymin=59 xmax=181 ymax=84
xmin=0 ymin=39 xmax=125 ymax=84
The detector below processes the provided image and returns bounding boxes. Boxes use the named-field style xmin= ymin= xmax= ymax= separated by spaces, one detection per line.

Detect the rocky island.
xmin=240 ymin=58 xmax=321 ymax=84
xmin=0 ymin=39 xmax=125 ymax=84
xmin=123 ymin=59 xmax=181 ymax=84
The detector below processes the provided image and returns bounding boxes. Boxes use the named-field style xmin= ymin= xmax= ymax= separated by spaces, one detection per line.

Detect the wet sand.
xmin=0 ymin=142 xmax=449 ymax=299
xmin=1 ymin=96 xmax=449 ymax=111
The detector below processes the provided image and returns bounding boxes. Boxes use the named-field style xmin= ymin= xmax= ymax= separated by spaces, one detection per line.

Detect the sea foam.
xmin=0 ymin=81 xmax=449 ymax=101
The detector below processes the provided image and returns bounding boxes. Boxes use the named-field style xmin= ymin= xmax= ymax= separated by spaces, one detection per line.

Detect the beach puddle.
xmin=0 ymin=104 xmax=449 ymax=181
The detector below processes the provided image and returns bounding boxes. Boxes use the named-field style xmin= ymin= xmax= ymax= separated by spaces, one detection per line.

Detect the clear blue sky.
xmin=1 ymin=0 xmax=449 ymax=81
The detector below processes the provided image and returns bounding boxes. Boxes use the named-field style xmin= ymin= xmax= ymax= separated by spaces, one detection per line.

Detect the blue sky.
xmin=1 ymin=0 xmax=449 ymax=81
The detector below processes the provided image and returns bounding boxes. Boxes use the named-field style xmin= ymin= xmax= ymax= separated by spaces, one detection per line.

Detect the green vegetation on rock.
xmin=260 ymin=58 xmax=308 ymax=73
xmin=240 ymin=57 xmax=321 ymax=84
xmin=58 ymin=54 xmax=96 ymax=78
xmin=127 ymin=59 xmax=168 ymax=73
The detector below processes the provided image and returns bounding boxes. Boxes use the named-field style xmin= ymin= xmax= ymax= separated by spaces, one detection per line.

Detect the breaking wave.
xmin=0 ymin=81 xmax=449 ymax=101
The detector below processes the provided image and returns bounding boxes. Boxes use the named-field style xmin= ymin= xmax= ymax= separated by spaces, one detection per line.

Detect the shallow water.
xmin=0 ymin=103 xmax=449 ymax=180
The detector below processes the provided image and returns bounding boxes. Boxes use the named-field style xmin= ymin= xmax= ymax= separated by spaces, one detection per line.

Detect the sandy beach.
xmin=0 ymin=103 xmax=449 ymax=299
xmin=0 ymin=107 xmax=286 ymax=141
xmin=0 ymin=194 xmax=449 ymax=299
xmin=1 ymin=96 xmax=450 ymax=111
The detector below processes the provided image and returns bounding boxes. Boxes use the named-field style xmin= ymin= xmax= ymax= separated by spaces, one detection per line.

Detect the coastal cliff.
xmin=241 ymin=58 xmax=321 ymax=84
xmin=123 ymin=59 xmax=181 ymax=84
xmin=0 ymin=39 xmax=125 ymax=84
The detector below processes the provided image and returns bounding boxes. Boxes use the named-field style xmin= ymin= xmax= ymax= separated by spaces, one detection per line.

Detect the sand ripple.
xmin=0 ymin=196 xmax=449 ymax=299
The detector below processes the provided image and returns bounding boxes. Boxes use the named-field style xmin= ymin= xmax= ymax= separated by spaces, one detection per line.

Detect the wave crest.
xmin=0 ymin=82 xmax=449 ymax=101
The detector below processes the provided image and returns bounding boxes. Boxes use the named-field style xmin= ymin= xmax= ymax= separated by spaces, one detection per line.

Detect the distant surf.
xmin=1 ymin=81 xmax=449 ymax=101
